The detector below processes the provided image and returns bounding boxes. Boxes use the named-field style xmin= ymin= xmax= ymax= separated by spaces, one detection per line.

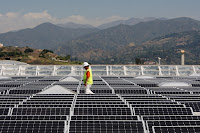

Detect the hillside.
xmin=0 ymin=46 xmax=80 ymax=65
xmin=0 ymin=23 xmax=99 ymax=50
xmin=56 ymin=17 xmax=200 ymax=64
xmin=115 ymin=30 xmax=200 ymax=65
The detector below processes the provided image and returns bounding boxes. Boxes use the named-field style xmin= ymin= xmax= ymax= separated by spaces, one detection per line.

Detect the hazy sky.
xmin=0 ymin=0 xmax=200 ymax=33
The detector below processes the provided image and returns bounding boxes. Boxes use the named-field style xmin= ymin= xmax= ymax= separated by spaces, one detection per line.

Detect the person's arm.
xmin=84 ymin=71 xmax=90 ymax=86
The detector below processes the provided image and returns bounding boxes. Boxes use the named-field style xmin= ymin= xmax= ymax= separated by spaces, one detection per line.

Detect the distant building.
xmin=0 ymin=43 xmax=4 ymax=47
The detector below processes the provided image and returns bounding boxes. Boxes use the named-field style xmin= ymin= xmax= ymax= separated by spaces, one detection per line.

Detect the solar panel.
xmin=131 ymin=104 xmax=184 ymax=108
xmin=123 ymin=97 xmax=166 ymax=99
xmin=0 ymin=115 xmax=68 ymax=120
xmin=147 ymin=120 xmax=200 ymax=133
xmin=74 ymin=107 xmax=132 ymax=115
xmin=0 ymin=105 xmax=15 ymax=107
xmin=137 ymin=84 xmax=158 ymax=87
xmin=75 ymin=101 xmax=125 ymax=105
xmin=0 ymin=75 xmax=200 ymax=132
xmin=126 ymin=99 xmax=170 ymax=101
xmin=9 ymin=90 xmax=42 ymax=94
xmin=18 ymin=104 xmax=72 ymax=107
xmin=27 ymin=99 xmax=73 ymax=102
xmin=0 ymin=108 xmax=9 ymax=115
xmin=115 ymin=89 xmax=148 ymax=94
xmin=76 ymin=95 xmax=121 ymax=99
xmin=71 ymin=115 xmax=138 ymax=120
xmin=153 ymin=126 xmax=200 ymax=133
xmin=134 ymin=107 xmax=193 ymax=115
xmin=121 ymin=94 xmax=163 ymax=97
xmin=142 ymin=115 xmax=200 ymax=121
xmin=0 ymin=121 xmax=65 ymax=133
xmin=129 ymin=101 xmax=178 ymax=104
xmin=184 ymin=102 xmax=200 ymax=112
xmin=75 ymin=104 xmax=128 ymax=107
xmin=69 ymin=121 xmax=144 ymax=133
xmin=80 ymin=89 xmax=113 ymax=94
xmin=76 ymin=99 xmax=121 ymax=102
xmin=30 ymin=97 xmax=74 ymax=100
xmin=23 ymin=102 xmax=72 ymax=105
xmin=77 ymin=95 xmax=118 ymax=97
xmin=155 ymin=91 xmax=191 ymax=94
xmin=12 ymin=108 xmax=70 ymax=115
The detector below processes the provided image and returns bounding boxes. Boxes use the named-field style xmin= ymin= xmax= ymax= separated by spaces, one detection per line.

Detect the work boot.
xmin=85 ymin=89 xmax=95 ymax=94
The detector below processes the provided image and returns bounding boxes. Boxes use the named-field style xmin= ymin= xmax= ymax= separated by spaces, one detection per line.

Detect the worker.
xmin=83 ymin=62 xmax=94 ymax=94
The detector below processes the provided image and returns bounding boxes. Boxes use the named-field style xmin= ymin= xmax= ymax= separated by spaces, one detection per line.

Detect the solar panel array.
xmin=1 ymin=75 xmax=200 ymax=132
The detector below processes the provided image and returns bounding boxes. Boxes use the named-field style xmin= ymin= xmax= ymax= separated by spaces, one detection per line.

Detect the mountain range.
xmin=0 ymin=23 xmax=99 ymax=50
xmin=97 ymin=17 xmax=167 ymax=29
xmin=57 ymin=22 xmax=95 ymax=29
xmin=57 ymin=17 xmax=167 ymax=29
xmin=56 ymin=17 xmax=200 ymax=64
xmin=0 ymin=17 xmax=200 ymax=64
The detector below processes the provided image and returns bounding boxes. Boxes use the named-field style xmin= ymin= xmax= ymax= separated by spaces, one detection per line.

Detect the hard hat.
xmin=83 ymin=62 xmax=89 ymax=67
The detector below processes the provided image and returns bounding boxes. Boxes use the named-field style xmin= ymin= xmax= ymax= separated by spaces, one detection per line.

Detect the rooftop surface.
xmin=0 ymin=75 xmax=200 ymax=132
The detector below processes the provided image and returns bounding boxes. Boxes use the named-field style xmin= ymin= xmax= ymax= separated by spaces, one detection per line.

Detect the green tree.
xmin=135 ymin=58 xmax=144 ymax=65
xmin=24 ymin=48 xmax=33 ymax=53
xmin=65 ymin=55 xmax=71 ymax=60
